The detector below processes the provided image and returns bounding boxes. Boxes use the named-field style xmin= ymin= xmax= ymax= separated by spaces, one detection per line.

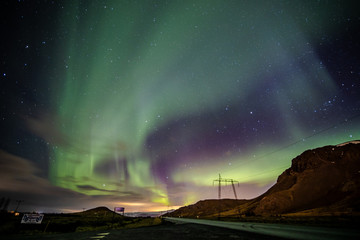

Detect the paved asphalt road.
xmin=2 ymin=222 xmax=286 ymax=240
xmin=164 ymin=217 xmax=360 ymax=240
xmin=3 ymin=218 xmax=360 ymax=240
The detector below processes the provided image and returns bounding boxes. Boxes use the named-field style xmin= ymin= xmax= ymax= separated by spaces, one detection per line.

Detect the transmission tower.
xmin=213 ymin=174 xmax=239 ymax=199
xmin=15 ymin=200 xmax=24 ymax=212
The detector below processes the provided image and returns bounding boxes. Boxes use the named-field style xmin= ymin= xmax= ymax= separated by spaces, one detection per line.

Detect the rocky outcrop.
xmin=166 ymin=141 xmax=360 ymax=217
xmin=254 ymin=141 xmax=360 ymax=215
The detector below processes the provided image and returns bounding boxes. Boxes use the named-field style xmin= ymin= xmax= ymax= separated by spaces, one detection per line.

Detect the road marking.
xmin=164 ymin=217 xmax=360 ymax=240
xmin=90 ymin=232 xmax=110 ymax=239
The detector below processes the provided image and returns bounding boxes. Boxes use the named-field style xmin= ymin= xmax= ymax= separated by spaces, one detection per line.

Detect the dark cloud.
xmin=25 ymin=113 xmax=67 ymax=146
xmin=76 ymin=185 xmax=119 ymax=193
xmin=94 ymin=157 xmax=129 ymax=182
xmin=0 ymin=151 xmax=150 ymax=212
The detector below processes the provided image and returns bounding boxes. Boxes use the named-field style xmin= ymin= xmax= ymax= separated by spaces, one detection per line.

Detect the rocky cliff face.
xmin=167 ymin=141 xmax=360 ymax=218
xmin=253 ymin=141 xmax=360 ymax=215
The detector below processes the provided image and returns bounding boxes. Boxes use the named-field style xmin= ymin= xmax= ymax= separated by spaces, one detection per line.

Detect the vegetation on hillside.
xmin=0 ymin=207 xmax=162 ymax=235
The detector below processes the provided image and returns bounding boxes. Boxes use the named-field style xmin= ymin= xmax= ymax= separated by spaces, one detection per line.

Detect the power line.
xmin=235 ymin=165 xmax=288 ymax=182
xmin=222 ymin=112 xmax=360 ymax=176
xmin=260 ymin=112 xmax=360 ymax=158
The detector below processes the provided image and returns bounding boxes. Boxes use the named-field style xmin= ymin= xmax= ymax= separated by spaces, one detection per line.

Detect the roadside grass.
xmin=0 ymin=211 xmax=163 ymax=235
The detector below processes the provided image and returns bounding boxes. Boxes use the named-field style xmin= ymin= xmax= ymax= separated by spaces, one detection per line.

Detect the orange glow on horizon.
xmin=147 ymin=205 xmax=183 ymax=212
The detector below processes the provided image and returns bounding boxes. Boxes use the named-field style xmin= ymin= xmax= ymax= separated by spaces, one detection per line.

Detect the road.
xmin=2 ymin=222 xmax=285 ymax=240
xmin=164 ymin=217 xmax=360 ymax=240
xmin=2 ymin=218 xmax=359 ymax=240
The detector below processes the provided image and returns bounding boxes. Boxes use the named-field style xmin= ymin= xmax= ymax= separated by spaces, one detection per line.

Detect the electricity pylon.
xmin=213 ymin=173 xmax=239 ymax=199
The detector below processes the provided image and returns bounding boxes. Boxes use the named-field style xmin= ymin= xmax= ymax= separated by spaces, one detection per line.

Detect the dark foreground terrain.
xmin=1 ymin=222 xmax=286 ymax=240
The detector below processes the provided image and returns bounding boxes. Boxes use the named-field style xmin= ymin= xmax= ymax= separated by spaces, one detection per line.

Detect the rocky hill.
xmin=166 ymin=141 xmax=360 ymax=218
xmin=74 ymin=206 xmax=115 ymax=216
xmin=166 ymin=199 xmax=247 ymax=218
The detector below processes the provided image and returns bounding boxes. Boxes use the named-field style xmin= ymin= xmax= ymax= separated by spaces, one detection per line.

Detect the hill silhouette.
xmin=74 ymin=206 xmax=116 ymax=217
xmin=166 ymin=141 xmax=360 ymax=218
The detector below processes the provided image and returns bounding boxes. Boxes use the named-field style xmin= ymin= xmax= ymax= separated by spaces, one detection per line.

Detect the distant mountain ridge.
xmin=74 ymin=206 xmax=115 ymax=216
xmin=166 ymin=141 xmax=360 ymax=218
xmin=73 ymin=207 xmax=171 ymax=218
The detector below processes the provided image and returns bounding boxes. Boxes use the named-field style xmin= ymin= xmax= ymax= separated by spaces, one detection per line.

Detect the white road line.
xmin=90 ymin=232 xmax=110 ymax=239
xmin=164 ymin=217 xmax=360 ymax=240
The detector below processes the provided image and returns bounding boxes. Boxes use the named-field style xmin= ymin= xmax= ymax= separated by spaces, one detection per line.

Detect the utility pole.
xmin=2 ymin=198 xmax=10 ymax=211
xmin=213 ymin=174 xmax=239 ymax=219
xmin=231 ymin=180 xmax=238 ymax=200
xmin=213 ymin=174 xmax=222 ymax=199
xmin=213 ymin=174 xmax=239 ymax=199
xmin=15 ymin=200 xmax=24 ymax=212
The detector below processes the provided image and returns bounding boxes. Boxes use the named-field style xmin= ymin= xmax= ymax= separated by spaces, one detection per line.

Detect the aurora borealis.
xmin=1 ymin=0 xmax=359 ymax=213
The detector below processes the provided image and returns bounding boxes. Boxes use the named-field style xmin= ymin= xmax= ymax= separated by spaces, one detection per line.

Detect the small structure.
xmin=21 ymin=214 xmax=44 ymax=224
xmin=114 ymin=207 xmax=125 ymax=215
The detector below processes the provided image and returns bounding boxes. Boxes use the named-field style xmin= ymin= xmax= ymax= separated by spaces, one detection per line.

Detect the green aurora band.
xmin=48 ymin=1 xmax=359 ymax=208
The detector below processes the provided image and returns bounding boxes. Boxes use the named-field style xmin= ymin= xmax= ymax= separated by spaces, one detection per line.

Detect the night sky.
xmin=1 ymin=0 xmax=359 ymax=213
